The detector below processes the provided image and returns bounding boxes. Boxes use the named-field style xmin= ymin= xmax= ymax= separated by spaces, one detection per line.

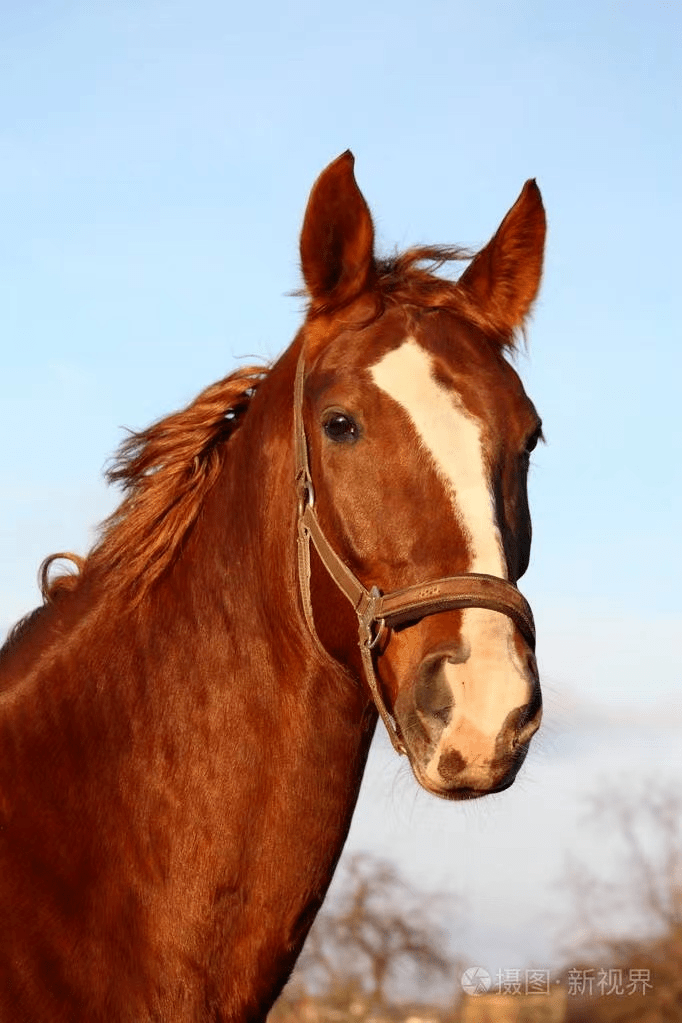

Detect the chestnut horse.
xmin=0 ymin=152 xmax=545 ymax=1021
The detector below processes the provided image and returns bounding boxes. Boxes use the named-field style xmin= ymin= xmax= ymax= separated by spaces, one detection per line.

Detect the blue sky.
xmin=2 ymin=0 xmax=681 ymax=975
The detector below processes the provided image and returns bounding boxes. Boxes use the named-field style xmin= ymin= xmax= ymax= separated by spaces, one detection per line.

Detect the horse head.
xmin=295 ymin=151 xmax=545 ymax=800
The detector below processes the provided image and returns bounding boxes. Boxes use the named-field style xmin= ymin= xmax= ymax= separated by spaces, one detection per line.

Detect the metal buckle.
xmin=359 ymin=585 xmax=386 ymax=650
xmin=296 ymin=469 xmax=315 ymax=515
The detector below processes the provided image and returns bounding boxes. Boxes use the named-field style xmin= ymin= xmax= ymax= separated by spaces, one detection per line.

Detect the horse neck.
xmin=131 ymin=351 xmax=376 ymax=1001
xmin=94 ymin=340 xmax=376 ymax=822
xmin=0 ymin=345 xmax=376 ymax=1016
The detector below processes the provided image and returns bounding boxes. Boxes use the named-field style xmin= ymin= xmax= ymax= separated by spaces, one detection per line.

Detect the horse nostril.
xmin=508 ymin=689 xmax=543 ymax=751
xmin=414 ymin=648 xmax=464 ymax=732
xmin=518 ymin=684 xmax=543 ymax=730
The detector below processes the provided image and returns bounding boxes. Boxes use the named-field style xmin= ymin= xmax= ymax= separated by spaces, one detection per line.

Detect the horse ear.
xmin=300 ymin=150 xmax=376 ymax=311
xmin=459 ymin=180 xmax=546 ymax=339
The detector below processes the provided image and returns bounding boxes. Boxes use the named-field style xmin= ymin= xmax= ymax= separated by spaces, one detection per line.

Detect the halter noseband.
xmin=293 ymin=349 xmax=536 ymax=756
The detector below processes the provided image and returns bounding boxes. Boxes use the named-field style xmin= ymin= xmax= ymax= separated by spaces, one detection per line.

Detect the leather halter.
xmin=293 ymin=348 xmax=536 ymax=756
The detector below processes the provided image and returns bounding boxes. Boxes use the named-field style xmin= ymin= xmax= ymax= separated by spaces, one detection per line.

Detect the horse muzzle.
xmin=391 ymin=616 xmax=542 ymax=800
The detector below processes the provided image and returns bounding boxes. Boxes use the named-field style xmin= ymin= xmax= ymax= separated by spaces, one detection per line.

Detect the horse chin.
xmin=405 ymin=750 xmax=526 ymax=802
xmin=395 ymin=701 xmax=540 ymax=802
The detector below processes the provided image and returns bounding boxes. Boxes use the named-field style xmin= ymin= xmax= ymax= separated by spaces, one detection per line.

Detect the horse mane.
xmin=12 ymin=365 xmax=268 ymax=623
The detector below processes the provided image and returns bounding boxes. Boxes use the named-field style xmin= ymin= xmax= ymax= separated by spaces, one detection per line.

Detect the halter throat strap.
xmin=293 ymin=349 xmax=536 ymax=756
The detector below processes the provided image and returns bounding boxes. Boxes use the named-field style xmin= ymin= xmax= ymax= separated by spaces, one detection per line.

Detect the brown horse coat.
xmin=0 ymin=152 xmax=545 ymax=1021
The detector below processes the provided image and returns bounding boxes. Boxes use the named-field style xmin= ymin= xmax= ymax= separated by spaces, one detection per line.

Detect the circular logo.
xmin=461 ymin=966 xmax=491 ymax=995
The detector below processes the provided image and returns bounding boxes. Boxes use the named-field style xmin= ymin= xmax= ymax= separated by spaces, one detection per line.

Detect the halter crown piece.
xmin=293 ymin=348 xmax=536 ymax=756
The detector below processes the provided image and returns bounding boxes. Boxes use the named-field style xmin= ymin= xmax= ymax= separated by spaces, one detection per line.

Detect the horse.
xmin=0 ymin=151 xmax=545 ymax=1022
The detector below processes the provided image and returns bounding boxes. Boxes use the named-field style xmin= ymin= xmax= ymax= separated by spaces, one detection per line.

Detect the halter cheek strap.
xmin=293 ymin=350 xmax=536 ymax=756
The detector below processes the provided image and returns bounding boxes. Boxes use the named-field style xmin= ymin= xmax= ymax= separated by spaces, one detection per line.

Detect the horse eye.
xmin=323 ymin=413 xmax=360 ymax=444
xmin=524 ymin=425 xmax=543 ymax=456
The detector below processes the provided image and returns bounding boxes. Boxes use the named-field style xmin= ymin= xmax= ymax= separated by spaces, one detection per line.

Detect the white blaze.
xmin=370 ymin=337 xmax=504 ymax=577
xmin=371 ymin=338 xmax=528 ymax=781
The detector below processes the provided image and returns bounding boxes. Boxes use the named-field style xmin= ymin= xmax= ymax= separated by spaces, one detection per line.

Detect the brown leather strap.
xmin=376 ymin=576 xmax=535 ymax=649
xmin=295 ymin=351 xmax=406 ymax=752
xmin=300 ymin=499 xmax=535 ymax=649
xmin=300 ymin=505 xmax=369 ymax=614
xmin=294 ymin=344 xmax=315 ymax=512
xmin=293 ymin=349 xmax=536 ymax=757
xmin=297 ymin=509 xmax=406 ymax=753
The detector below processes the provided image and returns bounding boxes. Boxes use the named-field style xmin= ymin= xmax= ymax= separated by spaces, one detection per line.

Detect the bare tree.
xmin=292 ymin=853 xmax=457 ymax=1013
xmin=561 ymin=777 xmax=682 ymax=1022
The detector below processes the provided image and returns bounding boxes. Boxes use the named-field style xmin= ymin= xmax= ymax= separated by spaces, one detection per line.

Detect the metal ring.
xmin=296 ymin=473 xmax=315 ymax=515
xmin=366 ymin=618 xmax=386 ymax=650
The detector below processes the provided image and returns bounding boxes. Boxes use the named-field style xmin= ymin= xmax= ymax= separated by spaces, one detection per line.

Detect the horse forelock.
xmin=304 ymin=246 xmax=524 ymax=352
xmin=35 ymin=365 xmax=269 ymax=612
